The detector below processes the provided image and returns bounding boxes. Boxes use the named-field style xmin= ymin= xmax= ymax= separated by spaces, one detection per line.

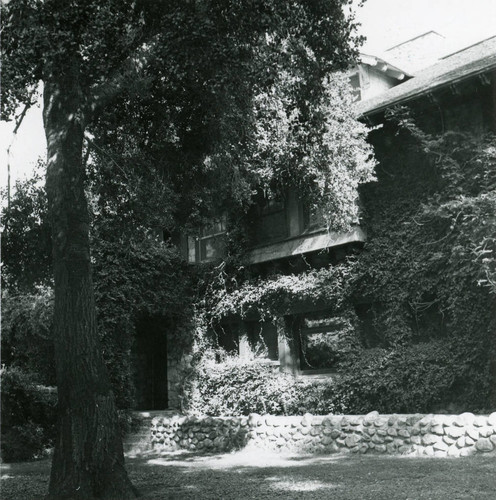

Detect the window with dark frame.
xmin=252 ymin=195 xmax=288 ymax=245
xmin=247 ymin=321 xmax=279 ymax=361
xmin=187 ymin=216 xmax=227 ymax=263
xmin=297 ymin=314 xmax=347 ymax=373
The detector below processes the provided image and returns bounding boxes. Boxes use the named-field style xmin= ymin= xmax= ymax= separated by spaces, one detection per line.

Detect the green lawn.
xmin=1 ymin=450 xmax=495 ymax=499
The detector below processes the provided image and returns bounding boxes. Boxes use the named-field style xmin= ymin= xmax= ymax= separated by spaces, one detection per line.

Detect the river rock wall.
xmin=150 ymin=411 xmax=496 ymax=457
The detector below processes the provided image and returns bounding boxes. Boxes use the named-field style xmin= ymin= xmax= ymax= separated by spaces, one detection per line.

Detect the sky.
xmin=2 ymin=0 xmax=496 ymax=190
xmin=354 ymin=0 xmax=496 ymax=55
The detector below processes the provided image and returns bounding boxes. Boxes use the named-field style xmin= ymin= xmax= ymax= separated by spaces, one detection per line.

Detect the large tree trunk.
xmin=43 ymin=63 xmax=136 ymax=499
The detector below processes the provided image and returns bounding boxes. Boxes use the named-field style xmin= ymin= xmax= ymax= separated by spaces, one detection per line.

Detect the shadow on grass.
xmin=1 ymin=452 xmax=495 ymax=500
xmin=128 ymin=450 xmax=496 ymax=500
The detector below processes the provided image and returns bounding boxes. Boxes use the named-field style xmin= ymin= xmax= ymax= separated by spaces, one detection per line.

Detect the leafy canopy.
xmin=3 ymin=0 xmax=371 ymax=235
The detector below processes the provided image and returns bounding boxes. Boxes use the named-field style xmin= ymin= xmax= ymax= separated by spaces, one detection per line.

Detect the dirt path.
xmin=1 ymin=450 xmax=495 ymax=499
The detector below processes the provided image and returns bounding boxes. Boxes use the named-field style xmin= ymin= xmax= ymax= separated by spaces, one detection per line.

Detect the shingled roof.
xmin=356 ymin=35 xmax=496 ymax=117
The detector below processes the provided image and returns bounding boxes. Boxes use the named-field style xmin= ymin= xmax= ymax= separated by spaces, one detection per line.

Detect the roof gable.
xmin=356 ymin=36 xmax=496 ymax=117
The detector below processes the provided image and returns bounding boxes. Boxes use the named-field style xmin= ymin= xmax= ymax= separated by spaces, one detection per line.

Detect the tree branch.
xmin=87 ymin=39 xmax=158 ymax=120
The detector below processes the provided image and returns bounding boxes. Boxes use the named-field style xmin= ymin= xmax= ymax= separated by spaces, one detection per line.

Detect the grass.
xmin=1 ymin=449 xmax=495 ymax=499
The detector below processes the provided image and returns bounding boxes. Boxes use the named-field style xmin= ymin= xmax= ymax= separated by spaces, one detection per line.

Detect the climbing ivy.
xmin=349 ymin=108 xmax=496 ymax=409
xmin=192 ymin=108 xmax=496 ymax=412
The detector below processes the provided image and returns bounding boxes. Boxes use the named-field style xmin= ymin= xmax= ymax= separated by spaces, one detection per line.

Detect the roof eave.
xmin=357 ymin=62 xmax=496 ymax=118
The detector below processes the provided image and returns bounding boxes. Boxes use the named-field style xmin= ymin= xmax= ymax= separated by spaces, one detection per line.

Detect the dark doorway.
xmin=133 ymin=316 xmax=168 ymax=410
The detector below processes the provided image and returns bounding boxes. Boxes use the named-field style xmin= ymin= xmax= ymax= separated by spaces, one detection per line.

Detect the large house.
xmin=134 ymin=34 xmax=496 ymax=410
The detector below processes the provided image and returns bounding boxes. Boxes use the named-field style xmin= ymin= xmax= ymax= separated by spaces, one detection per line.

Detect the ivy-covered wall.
xmin=187 ymin=101 xmax=496 ymax=413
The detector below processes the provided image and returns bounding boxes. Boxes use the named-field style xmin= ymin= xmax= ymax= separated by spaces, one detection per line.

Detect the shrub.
xmin=1 ymin=367 xmax=57 ymax=462
xmin=181 ymin=335 xmax=492 ymax=417
xmin=335 ymin=338 xmax=491 ymax=414
xmin=1 ymin=422 xmax=49 ymax=462
xmin=182 ymin=352 xmax=348 ymax=416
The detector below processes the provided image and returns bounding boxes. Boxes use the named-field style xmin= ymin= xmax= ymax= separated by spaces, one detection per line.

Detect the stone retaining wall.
xmin=150 ymin=411 xmax=496 ymax=457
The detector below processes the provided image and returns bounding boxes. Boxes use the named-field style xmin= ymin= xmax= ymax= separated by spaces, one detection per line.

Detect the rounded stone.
xmin=364 ymin=410 xmax=379 ymax=421
xmin=372 ymin=435 xmax=384 ymax=444
xmin=475 ymin=438 xmax=494 ymax=452
xmin=431 ymin=425 xmax=444 ymax=436
xmin=322 ymin=436 xmax=333 ymax=446
xmin=406 ymin=414 xmax=423 ymax=426
xmin=419 ymin=415 xmax=434 ymax=427
xmin=443 ymin=435 xmax=456 ymax=445
xmin=458 ymin=412 xmax=475 ymax=425
xmin=388 ymin=415 xmax=398 ymax=426
xmin=423 ymin=446 xmax=435 ymax=456
xmin=386 ymin=443 xmax=396 ymax=453
xmin=301 ymin=413 xmax=313 ymax=426
xmin=374 ymin=418 xmax=388 ymax=427
xmin=473 ymin=416 xmax=488 ymax=427
xmin=422 ymin=434 xmax=438 ymax=446
xmin=478 ymin=427 xmax=493 ymax=438
xmin=447 ymin=445 xmax=461 ymax=457
xmin=410 ymin=435 xmax=421 ymax=445
xmin=488 ymin=412 xmax=496 ymax=427
xmin=460 ymin=446 xmax=477 ymax=457
xmin=248 ymin=413 xmax=259 ymax=426
xmin=345 ymin=435 xmax=361 ymax=448
xmin=446 ymin=426 xmax=465 ymax=439
xmin=466 ymin=428 xmax=479 ymax=441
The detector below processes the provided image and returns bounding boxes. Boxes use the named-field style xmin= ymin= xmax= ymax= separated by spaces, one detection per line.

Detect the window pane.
xmin=299 ymin=316 xmax=348 ymax=371
xmin=201 ymin=217 xmax=227 ymax=237
xmin=300 ymin=329 xmax=341 ymax=370
xmin=248 ymin=322 xmax=278 ymax=361
xmin=200 ymin=235 xmax=225 ymax=261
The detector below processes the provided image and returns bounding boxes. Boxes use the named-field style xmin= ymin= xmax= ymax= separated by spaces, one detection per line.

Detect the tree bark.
xmin=43 ymin=62 xmax=136 ymax=499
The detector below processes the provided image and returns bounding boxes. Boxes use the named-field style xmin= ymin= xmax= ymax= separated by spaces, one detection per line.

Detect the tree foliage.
xmin=2 ymin=2 xmax=367 ymax=494
xmin=1 ymin=168 xmax=52 ymax=291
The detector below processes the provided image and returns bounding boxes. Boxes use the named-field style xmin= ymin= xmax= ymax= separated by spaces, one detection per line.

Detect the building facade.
xmin=138 ymin=34 xmax=496 ymax=410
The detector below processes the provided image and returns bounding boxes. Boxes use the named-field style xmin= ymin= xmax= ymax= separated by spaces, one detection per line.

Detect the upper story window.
xmin=252 ymin=195 xmax=288 ymax=245
xmin=303 ymin=205 xmax=326 ymax=232
xmin=187 ymin=216 xmax=226 ymax=263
